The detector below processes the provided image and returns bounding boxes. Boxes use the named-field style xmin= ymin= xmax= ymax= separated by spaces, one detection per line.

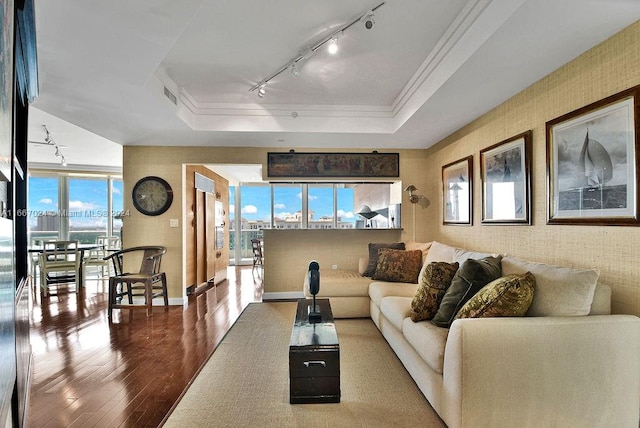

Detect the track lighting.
xmin=39 ymin=125 xmax=68 ymax=166
xmin=327 ymin=37 xmax=339 ymax=55
xmin=249 ymin=2 xmax=385 ymax=97
xmin=361 ymin=11 xmax=375 ymax=29
xmin=290 ymin=62 xmax=299 ymax=77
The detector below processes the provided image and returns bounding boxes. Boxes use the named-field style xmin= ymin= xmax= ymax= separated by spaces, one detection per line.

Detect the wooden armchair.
xmin=104 ymin=246 xmax=168 ymax=317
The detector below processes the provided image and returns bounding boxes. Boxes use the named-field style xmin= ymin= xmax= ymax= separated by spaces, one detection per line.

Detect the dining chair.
xmin=83 ymin=236 xmax=122 ymax=281
xmin=104 ymin=246 xmax=168 ymax=317
xmin=38 ymin=240 xmax=81 ymax=297
xmin=251 ymin=239 xmax=263 ymax=269
xmin=29 ymin=237 xmax=46 ymax=286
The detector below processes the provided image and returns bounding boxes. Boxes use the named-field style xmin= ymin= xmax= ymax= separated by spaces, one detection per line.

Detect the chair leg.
xmin=108 ymin=278 xmax=116 ymax=318
xmin=145 ymin=279 xmax=153 ymax=317
xmin=161 ymin=273 xmax=168 ymax=307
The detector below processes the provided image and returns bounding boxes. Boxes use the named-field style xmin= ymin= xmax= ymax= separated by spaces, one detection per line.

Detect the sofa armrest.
xmin=358 ymin=257 xmax=369 ymax=275
xmin=441 ymin=315 xmax=640 ymax=428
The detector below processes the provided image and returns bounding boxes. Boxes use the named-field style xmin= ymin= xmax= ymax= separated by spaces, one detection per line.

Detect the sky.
xmin=229 ymin=184 xmax=355 ymax=224
xmin=28 ymin=176 xmax=123 ymax=229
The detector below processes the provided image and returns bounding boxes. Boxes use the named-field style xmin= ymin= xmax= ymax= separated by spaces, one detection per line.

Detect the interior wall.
xmin=122 ymin=147 xmax=427 ymax=300
xmin=421 ymin=20 xmax=640 ymax=315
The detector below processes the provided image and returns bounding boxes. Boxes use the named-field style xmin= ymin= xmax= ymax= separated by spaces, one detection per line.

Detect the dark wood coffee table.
xmin=289 ymin=298 xmax=340 ymax=404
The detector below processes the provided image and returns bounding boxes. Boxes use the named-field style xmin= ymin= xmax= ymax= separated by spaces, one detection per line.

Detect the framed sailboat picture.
xmin=546 ymin=85 xmax=640 ymax=225
xmin=442 ymin=155 xmax=473 ymax=225
xmin=481 ymin=131 xmax=532 ymax=224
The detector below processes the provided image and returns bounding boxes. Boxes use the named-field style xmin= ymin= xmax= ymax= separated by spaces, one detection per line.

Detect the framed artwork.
xmin=480 ymin=131 xmax=532 ymax=224
xmin=267 ymin=151 xmax=399 ymax=178
xmin=442 ymin=155 xmax=473 ymax=225
xmin=0 ymin=0 xmax=13 ymax=182
xmin=546 ymin=85 xmax=640 ymax=225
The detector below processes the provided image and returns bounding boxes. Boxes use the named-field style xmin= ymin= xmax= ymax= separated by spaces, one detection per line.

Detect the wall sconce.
xmin=404 ymin=185 xmax=422 ymax=203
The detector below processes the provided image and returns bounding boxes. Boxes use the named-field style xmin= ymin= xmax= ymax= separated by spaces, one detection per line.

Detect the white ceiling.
xmin=27 ymin=0 xmax=640 ymax=169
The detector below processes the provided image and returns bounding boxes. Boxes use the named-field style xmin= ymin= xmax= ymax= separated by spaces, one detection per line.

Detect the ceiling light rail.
xmin=249 ymin=2 xmax=385 ymax=97
xmin=37 ymin=125 xmax=67 ymax=166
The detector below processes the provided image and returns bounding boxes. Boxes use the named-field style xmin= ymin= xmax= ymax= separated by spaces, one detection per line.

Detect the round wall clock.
xmin=132 ymin=176 xmax=174 ymax=216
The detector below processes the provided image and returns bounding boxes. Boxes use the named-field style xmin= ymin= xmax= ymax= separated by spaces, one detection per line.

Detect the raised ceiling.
xmin=28 ymin=0 xmax=640 ymax=166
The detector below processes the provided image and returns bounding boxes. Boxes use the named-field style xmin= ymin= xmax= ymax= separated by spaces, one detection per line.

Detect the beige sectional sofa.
xmin=304 ymin=241 xmax=640 ymax=427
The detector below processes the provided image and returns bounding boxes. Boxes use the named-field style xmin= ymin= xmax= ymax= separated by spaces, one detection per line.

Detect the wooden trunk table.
xmin=289 ymin=298 xmax=340 ymax=404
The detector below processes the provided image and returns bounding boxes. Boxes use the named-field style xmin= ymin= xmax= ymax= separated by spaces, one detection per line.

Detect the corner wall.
xmin=421 ymin=20 xmax=640 ymax=315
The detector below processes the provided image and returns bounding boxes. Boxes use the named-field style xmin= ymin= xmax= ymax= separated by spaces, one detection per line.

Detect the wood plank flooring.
xmin=28 ymin=266 xmax=264 ymax=428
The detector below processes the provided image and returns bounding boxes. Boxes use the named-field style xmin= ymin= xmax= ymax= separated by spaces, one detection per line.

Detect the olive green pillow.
xmin=432 ymin=255 xmax=503 ymax=328
xmin=363 ymin=242 xmax=406 ymax=277
xmin=410 ymin=261 xmax=459 ymax=322
xmin=372 ymin=249 xmax=423 ymax=283
xmin=455 ymin=272 xmax=536 ymax=320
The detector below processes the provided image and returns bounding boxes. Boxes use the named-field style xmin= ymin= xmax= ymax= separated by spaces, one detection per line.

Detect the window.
xmin=27 ymin=172 xmax=123 ymax=243
xmin=27 ymin=175 xmax=59 ymax=242
xmin=273 ymin=184 xmax=303 ymax=229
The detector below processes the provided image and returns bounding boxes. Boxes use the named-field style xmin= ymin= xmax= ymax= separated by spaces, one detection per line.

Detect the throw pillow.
xmin=363 ymin=242 xmax=405 ymax=277
xmin=410 ymin=261 xmax=459 ymax=322
xmin=454 ymin=272 xmax=535 ymax=320
xmin=372 ymin=249 xmax=423 ymax=283
xmin=501 ymin=256 xmax=599 ymax=316
xmin=432 ymin=255 xmax=503 ymax=328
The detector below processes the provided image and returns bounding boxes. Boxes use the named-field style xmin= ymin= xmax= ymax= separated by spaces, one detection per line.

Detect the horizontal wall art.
xmin=480 ymin=131 xmax=532 ymax=224
xmin=267 ymin=151 xmax=399 ymax=178
xmin=546 ymin=85 xmax=640 ymax=226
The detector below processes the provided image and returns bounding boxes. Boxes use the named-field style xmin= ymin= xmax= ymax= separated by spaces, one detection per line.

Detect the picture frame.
xmin=267 ymin=151 xmax=399 ymax=178
xmin=480 ymin=131 xmax=532 ymax=224
xmin=546 ymin=85 xmax=640 ymax=225
xmin=442 ymin=155 xmax=473 ymax=225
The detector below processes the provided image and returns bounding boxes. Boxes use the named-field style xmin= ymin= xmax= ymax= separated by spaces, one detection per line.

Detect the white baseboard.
xmin=262 ymin=291 xmax=304 ymax=301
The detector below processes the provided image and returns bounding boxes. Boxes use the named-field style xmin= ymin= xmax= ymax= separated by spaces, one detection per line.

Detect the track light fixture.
xmin=249 ymin=2 xmax=385 ymax=97
xmin=327 ymin=33 xmax=341 ymax=55
xmin=42 ymin=125 xmax=68 ymax=166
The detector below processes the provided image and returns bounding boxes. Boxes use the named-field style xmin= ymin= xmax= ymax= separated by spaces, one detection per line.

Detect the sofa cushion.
xmin=402 ymin=317 xmax=449 ymax=374
xmin=424 ymin=241 xmax=459 ymax=264
xmin=424 ymin=240 xmax=498 ymax=267
xmin=363 ymin=242 xmax=405 ymax=277
xmin=410 ymin=261 xmax=459 ymax=322
xmin=404 ymin=241 xmax=432 ymax=264
xmin=369 ymin=281 xmax=419 ymax=308
xmin=432 ymin=256 xmax=503 ymax=328
xmin=372 ymin=249 xmax=423 ymax=283
xmin=455 ymin=272 xmax=535 ymax=320
xmin=303 ymin=269 xmax=371 ymax=298
xmin=380 ymin=296 xmax=413 ymax=331
xmin=502 ymin=256 xmax=598 ymax=316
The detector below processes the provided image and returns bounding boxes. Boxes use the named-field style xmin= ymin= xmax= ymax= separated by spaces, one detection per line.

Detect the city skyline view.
xmin=230 ymin=184 xmax=356 ymax=224
xmin=27 ymin=176 xmax=124 ymax=230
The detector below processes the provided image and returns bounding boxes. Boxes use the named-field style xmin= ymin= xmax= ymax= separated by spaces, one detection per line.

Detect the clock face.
xmin=132 ymin=176 xmax=173 ymax=216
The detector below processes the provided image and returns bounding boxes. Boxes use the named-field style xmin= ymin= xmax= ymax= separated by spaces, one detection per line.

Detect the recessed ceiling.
xmin=28 ymin=0 xmax=640 ymax=167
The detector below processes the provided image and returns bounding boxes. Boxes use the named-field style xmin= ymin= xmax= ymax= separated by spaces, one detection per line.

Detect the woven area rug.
xmin=163 ymin=302 xmax=445 ymax=427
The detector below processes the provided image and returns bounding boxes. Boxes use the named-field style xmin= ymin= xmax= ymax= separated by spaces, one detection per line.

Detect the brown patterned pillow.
xmin=410 ymin=261 xmax=459 ymax=322
xmin=455 ymin=272 xmax=535 ymax=320
xmin=372 ymin=249 xmax=422 ymax=283
xmin=363 ymin=242 xmax=406 ymax=277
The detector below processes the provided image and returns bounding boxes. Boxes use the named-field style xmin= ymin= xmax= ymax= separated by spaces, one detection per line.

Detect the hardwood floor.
xmin=28 ymin=266 xmax=264 ymax=428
